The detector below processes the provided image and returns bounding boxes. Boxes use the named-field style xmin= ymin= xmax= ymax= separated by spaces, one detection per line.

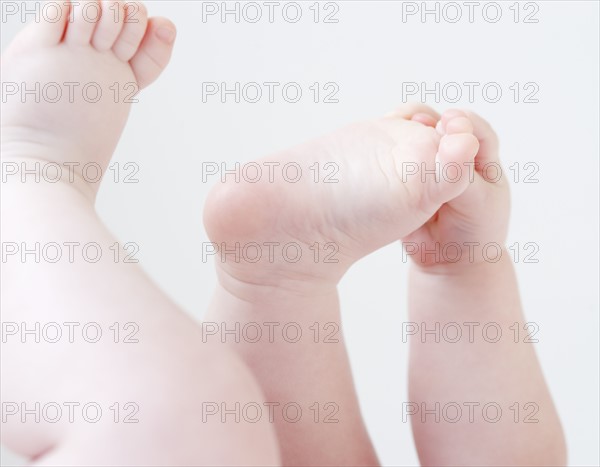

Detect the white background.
xmin=1 ymin=1 xmax=599 ymax=465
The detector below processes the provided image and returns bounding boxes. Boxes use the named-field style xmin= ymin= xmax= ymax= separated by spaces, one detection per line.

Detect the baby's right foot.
xmin=204 ymin=105 xmax=479 ymax=289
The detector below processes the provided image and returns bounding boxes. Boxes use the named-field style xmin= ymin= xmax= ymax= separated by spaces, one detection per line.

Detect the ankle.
xmin=215 ymin=262 xmax=339 ymax=304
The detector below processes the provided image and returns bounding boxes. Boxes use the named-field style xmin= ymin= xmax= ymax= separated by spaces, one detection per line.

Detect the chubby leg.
xmin=2 ymin=178 xmax=280 ymax=466
xmin=1 ymin=2 xmax=278 ymax=464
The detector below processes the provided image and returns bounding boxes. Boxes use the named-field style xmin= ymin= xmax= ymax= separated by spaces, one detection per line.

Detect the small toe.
xmin=387 ymin=103 xmax=441 ymax=121
xmin=463 ymin=110 xmax=501 ymax=167
xmin=445 ymin=116 xmax=473 ymax=135
xmin=411 ymin=112 xmax=438 ymax=127
xmin=438 ymin=133 xmax=479 ymax=165
xmin=92 ymin=1 xmax=126 ymax=52
xmin=112 ymin=2 xmax=148 ymax=62
xmin=441 ymin=108 xmax=466 ymax=122
xmin=439 ymin=109 xmax=467 ymax=132
xmin=65 ymin=0 xmax=102 ymax=46
xmin=129 ymin=17 xmax=176 ymax=89
xmin=428 ymin=133 xmax=480 ymax=203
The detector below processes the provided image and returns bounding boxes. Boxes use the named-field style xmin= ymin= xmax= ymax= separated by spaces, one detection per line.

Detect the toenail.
xmin=156 ymin=27 xmax=176 ymax=44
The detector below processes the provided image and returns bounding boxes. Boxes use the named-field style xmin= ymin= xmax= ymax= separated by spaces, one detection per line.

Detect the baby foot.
xmin=403 ymin=109 xmax=511 ymax=270
xmin=204 ymin=104 xmax=479 ymax=289
xmin=1 ymin=0 xmax=176 ymax=192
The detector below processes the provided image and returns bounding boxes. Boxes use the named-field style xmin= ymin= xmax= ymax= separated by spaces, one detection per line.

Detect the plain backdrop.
xmin=1 ymin=1 xmax=599 ymax=465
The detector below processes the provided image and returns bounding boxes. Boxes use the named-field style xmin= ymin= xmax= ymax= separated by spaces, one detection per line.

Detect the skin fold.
xmin=1 ymin=1 xmax=566 ymax=465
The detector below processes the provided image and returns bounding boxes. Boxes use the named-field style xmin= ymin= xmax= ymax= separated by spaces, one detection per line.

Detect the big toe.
xmin=428 ymin=111 xmax=480 ymax=204
xmin=4 ymin=1 xmax=70 ymax=53
xmin=129 ymin=17 xmax=176 ymax=89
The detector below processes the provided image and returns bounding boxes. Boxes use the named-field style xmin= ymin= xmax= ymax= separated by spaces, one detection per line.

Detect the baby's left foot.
xmin=1 ymin=0 xmax=176 ymax=191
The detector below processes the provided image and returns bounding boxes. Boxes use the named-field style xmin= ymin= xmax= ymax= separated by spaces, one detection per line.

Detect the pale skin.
xmin=404 ymin=110 xmax=567 ymax=466
xmin=205 ymin=107 xmax=566 ymax=465
xmin=1 ymin=1 xmax=565 ymax=465
xmin=203 ymin=104 xmax=482 ymax=466
xmin=1 ymin=1 xmax=279 ymax=465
